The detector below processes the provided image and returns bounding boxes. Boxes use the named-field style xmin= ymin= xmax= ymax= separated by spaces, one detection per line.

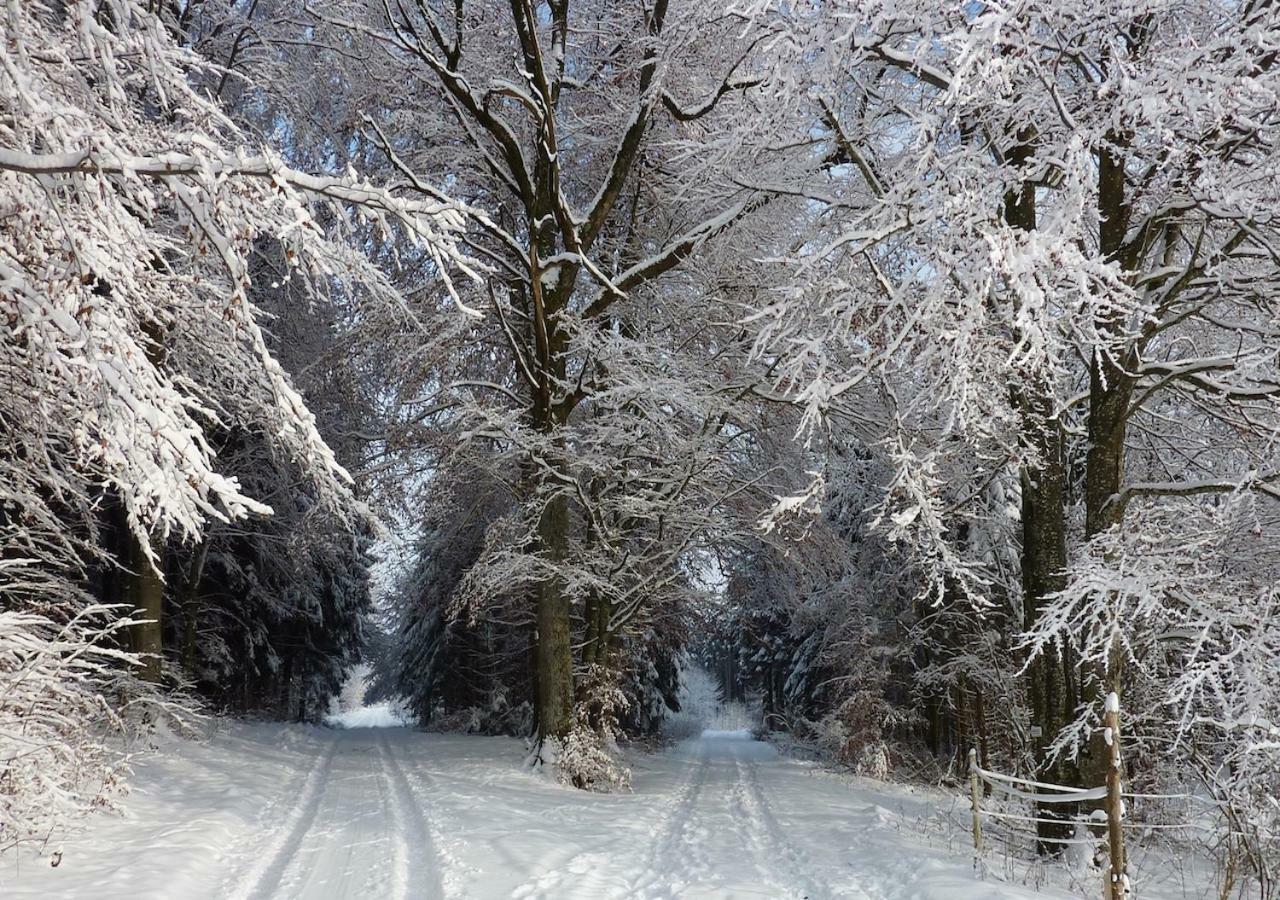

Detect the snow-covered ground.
xmin=3 ymin=720 xmax=1075 ymax=899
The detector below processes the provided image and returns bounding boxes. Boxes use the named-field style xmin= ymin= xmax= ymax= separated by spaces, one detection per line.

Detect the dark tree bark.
xmin=1078 ymin=133 xmax=1137 ymax=796
xmin=126 ymin=532 xmax=165 ymax=683
xmin=1020 ymin=415 xmax=1079 ymax=849
xmin=534 ymin=485 xmax=574 ymax=740
xmin=1003 ymin=125 xmax=1079 ymax=850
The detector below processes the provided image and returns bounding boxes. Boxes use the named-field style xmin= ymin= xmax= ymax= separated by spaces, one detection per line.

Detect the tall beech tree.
xmin=290 ymin=0 xmax=795 ymax=763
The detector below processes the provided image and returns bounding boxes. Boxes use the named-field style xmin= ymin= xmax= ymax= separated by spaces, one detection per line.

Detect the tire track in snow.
xmin=734 ymin=743 xmax=859 ymax=900
xmin=382 ymin=731 xmax=470 ymax=899
xmin=725 ymin=754 xmax=766 ymax=857
xmin=730 ymin=752 xmax=811 ymax=898
xmin=225 ymin=733 xmax=338 ymax=900
xmin=204 ymin=733 xmax=320 ymax=895
xmin=626 ymin=742 xmax=712 ymax=898
xmin=719 ymin=750 xmax=799 ymax=895
xmin=377 ymin=731 xmax=446 ymax=900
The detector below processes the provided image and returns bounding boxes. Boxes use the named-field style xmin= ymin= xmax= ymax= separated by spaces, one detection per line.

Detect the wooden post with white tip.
xmin=1102 ymin=692 xmax=1127 ymax=899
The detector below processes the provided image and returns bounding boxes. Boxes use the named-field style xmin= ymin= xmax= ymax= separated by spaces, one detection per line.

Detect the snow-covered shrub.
xmin=555 ymin=724 xmax=632 ymax=793
xmin=0 ymin=607 xmax=134 ymax=853
xmin=555 ymin=667 xmax=631 ymax=791
xmin=853 ymin=741 xmax=892 ymax=780
xmin=794 ymin=706 xmax=895 ymax=778
xmin=0 ymin=403 xmax=158 ymax=852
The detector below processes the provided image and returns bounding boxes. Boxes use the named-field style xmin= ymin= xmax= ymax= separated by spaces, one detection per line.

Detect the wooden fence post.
xmin=968 ymin=747 xmax=983 ymax=860
xmin=1103 ymin=692 xmax=1127 ymax=900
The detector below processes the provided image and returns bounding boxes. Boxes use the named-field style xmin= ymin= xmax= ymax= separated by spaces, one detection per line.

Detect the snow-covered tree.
xmin=743 ymin=0 xmax=1280 ymax=874
xmin=1 ymin=0 xmax=470 ymax=848
xmin=255 ymin=0 xmax=810 ymax=781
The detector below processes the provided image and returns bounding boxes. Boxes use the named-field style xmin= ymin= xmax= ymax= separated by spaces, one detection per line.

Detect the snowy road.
xmin=220 ymin=730 xmax=445 ymax=900
xmin=620 ymin=732 xmax=857 ymax=899
xmin=4 ymin=724 xmax=1065 ymax=900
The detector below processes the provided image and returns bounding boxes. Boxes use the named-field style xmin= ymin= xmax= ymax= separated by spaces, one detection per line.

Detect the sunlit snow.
xmin=325 ymin=702 xmax=409 ymax=730
xmin=4 ymin=721 xmax=1068 ymax=900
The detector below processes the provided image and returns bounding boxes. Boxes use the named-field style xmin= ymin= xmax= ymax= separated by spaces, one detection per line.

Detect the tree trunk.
xmin=1020 ymin=408 xmax=1078 ymax=850
xmin=181 ymin=539 xmax=209 ymax=676
xmin=127 ymin=315 xmax=169 ymax=684
xmin=580 ymin=477 xmax=610 ymax=672
xmin=955 ymin=679 xmax=970 ymax=772
xmin=593 ymin=593 xmax=610 ymax=670
xmin=927 ymin=696 xmax=942 ymax=756
xmin=1078 ymin=359 xmax=1134 ymax=795
xmin=1002 ymin=130 xmax=1081 ymax=851
xmin=535 ymin=487 xmax=574 ymax=741
xmin=126 ymin=530 xmax=164 ymax=683
xmin=974 ymin=684 xmax=989 ymax=768
xmin=1085 ymin=362 xmax=1132 ymax=538
xmin=1079 ymin=133 xmax=1137 ymax=796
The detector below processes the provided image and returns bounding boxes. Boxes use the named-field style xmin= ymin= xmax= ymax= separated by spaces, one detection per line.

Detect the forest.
xmin=2 ymin=0 xmax=1279 ymax=897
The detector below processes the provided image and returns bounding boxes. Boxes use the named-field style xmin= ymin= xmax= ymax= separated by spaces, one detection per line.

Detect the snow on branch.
xmin=0 ymin=0 xmax=477 ymax=851
xmin=1 ymin=0 xmax=479 ymax=547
